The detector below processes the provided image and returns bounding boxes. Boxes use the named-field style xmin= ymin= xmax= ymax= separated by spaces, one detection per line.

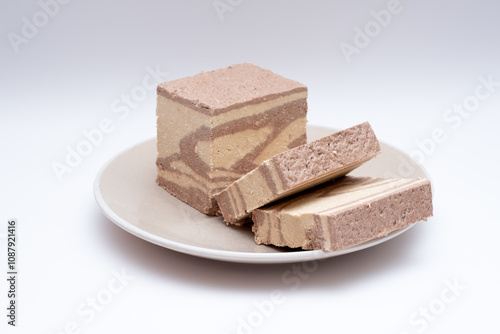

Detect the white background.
xmin=1 ymin=0 xmax=500 ymax=333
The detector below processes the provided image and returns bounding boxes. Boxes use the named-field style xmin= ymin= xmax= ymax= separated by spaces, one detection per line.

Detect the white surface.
xmin=1 ymin=0 xmax=500 ymax=333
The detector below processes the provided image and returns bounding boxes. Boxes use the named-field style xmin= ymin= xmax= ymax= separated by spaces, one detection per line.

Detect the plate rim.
xmin=94 ymin=128 xmax=425 ymax=264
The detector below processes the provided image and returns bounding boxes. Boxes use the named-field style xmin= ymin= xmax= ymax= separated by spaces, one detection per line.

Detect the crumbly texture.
xmin=215 ymin=122 xmax=381 ymax=224
xmin=252 ymin=176 xmax=433 ymax=251
xmin=157 ymin=63 xmax=307 ymax=114
xmin=156 ymin=63 xmax=308 ymax=215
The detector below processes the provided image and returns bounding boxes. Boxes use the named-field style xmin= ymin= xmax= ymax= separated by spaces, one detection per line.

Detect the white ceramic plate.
xmin=94 ymin=125 xmax=429 ymax=264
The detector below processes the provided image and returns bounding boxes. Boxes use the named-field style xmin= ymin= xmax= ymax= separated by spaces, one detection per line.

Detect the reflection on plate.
xmin=94 ymin=125 xmax=428 ymax=264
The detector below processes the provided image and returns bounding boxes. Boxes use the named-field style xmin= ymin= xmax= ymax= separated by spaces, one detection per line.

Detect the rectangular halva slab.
xmin=252 ymin=176 xmax=433 ymax=251
xmin=215 ymin=122 xmax=381 ymax=224
xmin=156 ymin=63 xmax=308 ymax=215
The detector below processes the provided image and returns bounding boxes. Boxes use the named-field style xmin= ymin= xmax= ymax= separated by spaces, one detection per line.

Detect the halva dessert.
xmin=252 ymin=176 xmax=433 ymax=251
xmin=156 ymin=63 xmax=308 ymax=215
xmin=215 ymin=122 xmax=381 ymax=224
